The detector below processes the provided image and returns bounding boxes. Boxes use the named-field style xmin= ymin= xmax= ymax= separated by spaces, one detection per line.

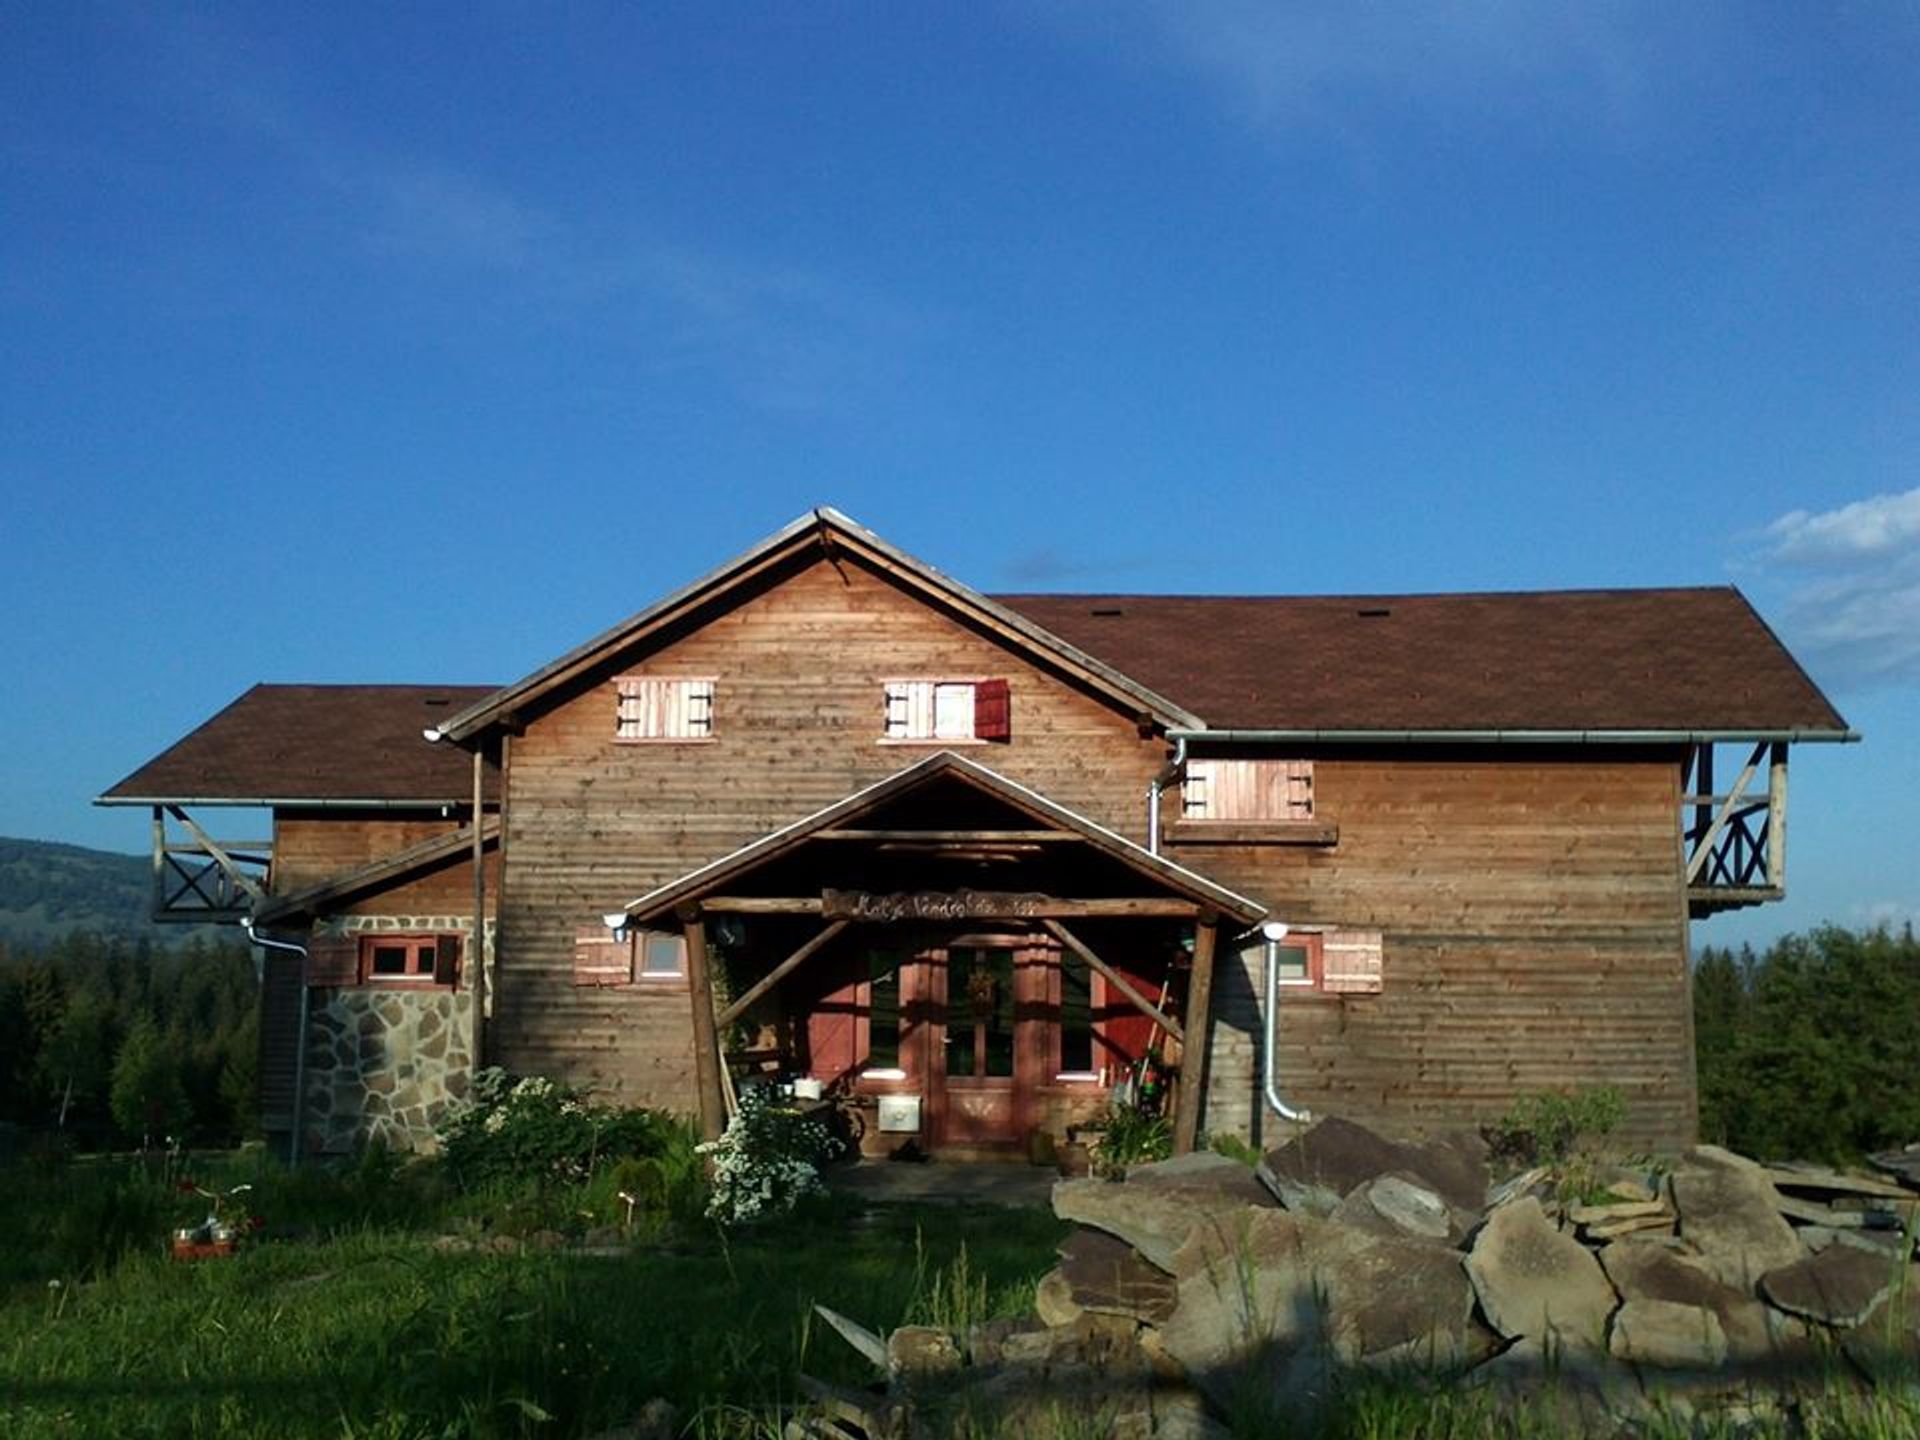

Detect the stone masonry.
xmin=302 ymin=914 xmax=493 ymax=1154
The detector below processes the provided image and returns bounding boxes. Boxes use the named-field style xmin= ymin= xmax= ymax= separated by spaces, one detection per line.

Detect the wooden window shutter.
xmin=433 ymin=934 xmax=463 ymax=988
xmin=973 ymin=678 xmax=1011 ymax=741
xmin=1322 ymin=930 xmax=1384 ymax=995
xmin=306 ymin=935 xmax=360 ymax=987
xmin=573 ymin=926 xmax=634 ymax=987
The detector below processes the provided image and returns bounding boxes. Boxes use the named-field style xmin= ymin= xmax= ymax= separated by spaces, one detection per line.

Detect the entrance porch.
xmin=609 ymin=752 xmax=1267 ymax=1159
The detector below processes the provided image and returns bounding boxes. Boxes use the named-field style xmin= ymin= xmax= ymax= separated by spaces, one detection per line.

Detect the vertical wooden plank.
xmin=471 ymin=746 xmax=487 ymax=1062
xmin=1767 ymin=742 xmax=1788 ymax=890
xmin=151 ymin=806 xmax=166 ymax=919
xmin=1173 ymin=917 xmax=1218 ymax=1156
xmin=682 ymin=907 xmax=728 ymax=1141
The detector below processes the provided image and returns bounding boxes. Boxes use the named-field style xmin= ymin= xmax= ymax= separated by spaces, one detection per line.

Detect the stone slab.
xmin=1598 ymin=1238 xmax=1775 ymax=1364
xmin=1054 ymin=1168 xmax=1270 ymax=1274
xmin=1055 ymin=1227 xmax=1179 ymax=1323
xmin=1465 ymin=1196 xmax=1616 ymax=1351
xmin=1258 ymin=1116 xmax=1487 ymax=1217
xmin=1759 ymin=1245 xmax=1899 ymax=1329
xmin=1609 ymin=1297 xmax=1728 ymax=1370
xmin=1667 ymin=1147 xmax=1804 ymax=1292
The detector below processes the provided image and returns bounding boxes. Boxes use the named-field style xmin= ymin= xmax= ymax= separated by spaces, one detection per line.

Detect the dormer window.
xmin=881 ymin=679 xmax=1011 ymax=743
xmin=616 ymin=677 xmax=716 ymax=742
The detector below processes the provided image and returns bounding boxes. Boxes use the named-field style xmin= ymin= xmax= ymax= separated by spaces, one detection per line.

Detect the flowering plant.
xmin=436 ymin=1067 xmax=685 ymax=1190
xmin=698 ymin=1083 xmax=840 ymax=1226
xmin=174 ymin=1179 xmax=258 ymax=1246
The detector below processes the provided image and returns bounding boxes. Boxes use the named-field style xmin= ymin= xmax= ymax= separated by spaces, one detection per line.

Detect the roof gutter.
xmin=1168 ymin=727 xmax=1861 ymax=746
xmin=95 ymin=795 xmax=486 ymax=809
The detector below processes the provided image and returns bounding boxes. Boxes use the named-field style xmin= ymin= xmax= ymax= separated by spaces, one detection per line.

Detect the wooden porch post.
xmin=1172 ymin=915 xmax=1218 ymax=1156
xmin=681 ymin=905 xmax=729 ymax=1141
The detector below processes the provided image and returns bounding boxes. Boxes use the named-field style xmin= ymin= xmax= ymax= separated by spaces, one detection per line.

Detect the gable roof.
xmin=997 ymin=588 xmax=1851 ymax=739
xmin=619 ymin=750 xmax=1268 ymax=926
xmin=97 ymin=685 xmax=500 ymax=807
xmin=432 ymin=508 xmax=1204 ymax=743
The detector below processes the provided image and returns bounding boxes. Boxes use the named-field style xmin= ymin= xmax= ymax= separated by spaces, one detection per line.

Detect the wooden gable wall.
xmin=489 ymin=552 xmax=1169 ymax=1109
xmin=272 ymin=812 xmax=498 ymax=914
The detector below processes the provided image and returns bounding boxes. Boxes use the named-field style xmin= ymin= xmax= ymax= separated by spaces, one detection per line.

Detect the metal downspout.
xmin=1263 ymin=928 xmax=1312 ymax=1125
xmin=1147 ymin=736 xmax=1187 ymax=855
xmin=242 ymin=919 xmax=310 ymax=1169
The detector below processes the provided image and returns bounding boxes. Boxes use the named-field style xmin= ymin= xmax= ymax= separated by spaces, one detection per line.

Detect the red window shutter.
xmin=573 ymin=926 xmax=634 ymax=987
xmin=306 ymin=935 xmax=360 ymax=987
xmin=973 ymin=678 xmax=1011 ymax=741
xmin=1322 ymin=930 xmax=1384 ymax=995
xmin=434 ymin=934 xmax=463 ymax=988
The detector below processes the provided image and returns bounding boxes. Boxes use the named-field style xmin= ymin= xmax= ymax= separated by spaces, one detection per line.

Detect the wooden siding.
xmin=1186 ymin=749 xmax=1695 ymax=1151
xmin=490 ymin=553 xmax=1168 ymax=1110
xmin=272 ymin=812 xmax=498 ymax=914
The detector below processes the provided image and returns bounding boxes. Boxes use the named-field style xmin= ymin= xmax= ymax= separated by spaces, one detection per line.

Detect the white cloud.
xmin=1853 ymin=899 xmax=1919 ymax=934
xmin=1753 ymin=487 xmax=1920 ymax=692
xmin=1047 ymin=1 xmax=1719 ymax=144
xmin=1764 ymin=487 xmax=1920 ymax=567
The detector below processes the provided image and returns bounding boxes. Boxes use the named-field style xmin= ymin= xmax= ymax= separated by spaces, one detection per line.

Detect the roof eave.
xmin=1167 ymin=727 xmax=1862 ymax=745
xmin=95 ymin=794 xmax=485 ymax=809
xmin=437 ymin=507 xmax=1203 ymax=744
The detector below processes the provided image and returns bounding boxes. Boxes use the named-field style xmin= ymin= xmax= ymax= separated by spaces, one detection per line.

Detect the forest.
xmin=0 ymin=922 xmax=1916 ymax=1160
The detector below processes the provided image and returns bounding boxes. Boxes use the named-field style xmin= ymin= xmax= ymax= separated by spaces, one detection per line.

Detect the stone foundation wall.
xmin=302 ymin=914 xmax=493 ymax=1154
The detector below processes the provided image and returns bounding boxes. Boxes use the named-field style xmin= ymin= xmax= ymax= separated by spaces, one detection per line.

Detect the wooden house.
xmin=99 ymin=509 xmax=1852 ymax=1158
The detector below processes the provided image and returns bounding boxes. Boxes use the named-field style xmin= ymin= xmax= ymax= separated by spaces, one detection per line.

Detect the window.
xmin=881 ymin=678 xmax=1010 ymax=742
xmin=1183 ymin=759 xmax=1313 ymax=821
xmin=616 ymin=677 xmax=715 ymax=741
xmin=638 ymin=930 xmax=686 ymax=979
xmin=357 ymin=934 xmax=459 ymax=986
xmin=1058 ymin=951 xmax=1094 ymax=1076
xmin=1235 ymin=929 xmax=1383 ymax=995
xmin=866 ymin=952 xmax=903 ymax=1070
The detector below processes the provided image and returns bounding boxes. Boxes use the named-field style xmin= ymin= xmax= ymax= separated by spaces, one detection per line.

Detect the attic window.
xmin=1090 ymin=607 xmax=1124 ymax=617
xmin=882 ymin=679 xmax=1011 ymax=743
xmin=1356 ymin=607 xmax=1391 ymax=619
xmin=616 ymin=677 xmax=716 ymax=742
xmin=1183 ymin=759 xmax=1313 ymax=821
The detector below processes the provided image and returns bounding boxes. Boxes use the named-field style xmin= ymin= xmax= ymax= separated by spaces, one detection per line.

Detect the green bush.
xmin=1486 ymin=1085 xmax=1624 ymax=1169
xmin=699 ymin=1083 xmax=839 ymax=1225
xmin=435 ymin=1068 xmax=691 ymax=1192
xmin=1091 ymin=1104 xmax=1172 ymax=1179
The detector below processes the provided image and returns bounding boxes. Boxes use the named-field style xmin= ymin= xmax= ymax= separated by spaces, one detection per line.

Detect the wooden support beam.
xmin=150 ymin=806 xmax=165 ymax=920
xmin=166 ymin=805 xmax=267 ymax=902
xmin=1767 ymin=742 xmax=1788 ymax=890
xmin=698 ymin=895 xmax=1205 ymax=919
xmin=716 ymin=920 xmax=851 ymax=1029
xmin=1685 ymin=742 xmax=1766 ymax=884
xmin=470 ymin=745 xmax=487 ymax=1067
xmin=682 ymin=910 xmax=728 ymax=1142
xmin=813 ymin=829 xmax=1080 ymax=843
xmin=1173 ymin=918 xmax=1218 ymax=1157
xmin=1040 ymin=919 xmax=1183 ymax=1044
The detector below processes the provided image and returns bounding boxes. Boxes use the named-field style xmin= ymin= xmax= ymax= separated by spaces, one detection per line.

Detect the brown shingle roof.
xmin=98 ymin=685 xmax=500 ymax=805
xmin=994 ymin=587 xmax=1848 ymax=735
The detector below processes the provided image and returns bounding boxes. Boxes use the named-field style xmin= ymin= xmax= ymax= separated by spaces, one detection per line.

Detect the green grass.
xmin=0 ymin=1153 xmax=1064 ymax=1439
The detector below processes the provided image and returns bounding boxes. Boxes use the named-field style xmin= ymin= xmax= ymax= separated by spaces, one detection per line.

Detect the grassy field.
xmin=5 ymin=1151 xmax=1920 ymax=1440
xmin=0 ymin=1150 xmax=1063 ymax=1439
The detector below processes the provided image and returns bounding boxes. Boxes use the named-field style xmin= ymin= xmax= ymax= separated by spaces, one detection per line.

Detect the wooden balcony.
xmin=1684 ymin=742 xmax=1786 ymax=918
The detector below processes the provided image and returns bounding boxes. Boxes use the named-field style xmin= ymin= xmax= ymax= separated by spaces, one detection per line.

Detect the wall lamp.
xmin=603 ymin=912 xmax=631 ymax=943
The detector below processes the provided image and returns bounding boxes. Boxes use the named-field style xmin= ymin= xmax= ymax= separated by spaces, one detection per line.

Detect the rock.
xmin=1841 ymin=1265 xmax=1920 ymax=1381
xmin=1759 ymin=1245 xmax=1899 ymax=1329
xmin=1054 ymin=1228 xmax=1178 ymax=1323
xmin=1868 ymin=1143 xmax=1920 ymax=1190
xmin=1667 ymin=1146 xmax=1804 ymax=1292
xmin=1598 ymin=1239 xmax=1776 ymax=1363
xmin=1033 ymin=1269 xmax=1083 ymax=1328
xmin=1312 ymin=1225 xmax=1477 ymax=1368
xmin=1603 ymin=1175 xmax=1659 ymax=1205
xmin=1359 ymin=1173 xmax=1454 ymax=1242
xmin=525 ymin=1228 xmax=567 ymax=1251
xmin=1053 ymin=1163 xmax=1270 ymax=1274
xmin=813 ymin=1304 xmax=888 ymax=1371
xmin=1608 ymin=1298 xmax=1728 ymax=1369
xmin=1798 ymin=1224 xmax=1908 ymax=1259
xmin=886 ymin=1324 xmax=961 ymax=1379
xmin=1582 ymin=1213 xmax=1675 ymax=1241
xmin=1157 ymin=1207 xmax=1333 ymax=1409
xmin=1569 ymin=1199 xmax=1669 ymax=1226
xmin=582 ymin=1396 xmax=678 ymax=1440
xmin=1464 ymin=1196 xmax=1616 ymax=1351
xmin=1765 ymin=1163 xmax=1913 ymax=1201
xmin=1257 ymin=1116 xmax=1487 ymax=1217
xmin=1126 ymin=1150 xmax=1278 ymax=1207
xmin=963 ymin=1316 xmax=1037 ymax=1367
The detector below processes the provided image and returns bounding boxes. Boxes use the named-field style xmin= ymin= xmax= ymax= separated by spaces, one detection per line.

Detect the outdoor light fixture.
xmin=1260 ymin=920 xmax=1289 ymax=942
xmin=603 ymin=912 xmax=631 ymax=942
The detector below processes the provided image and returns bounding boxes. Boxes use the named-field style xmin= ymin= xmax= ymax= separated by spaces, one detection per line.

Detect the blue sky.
xmin=3 ymin=3 xmax=1915 ymax=950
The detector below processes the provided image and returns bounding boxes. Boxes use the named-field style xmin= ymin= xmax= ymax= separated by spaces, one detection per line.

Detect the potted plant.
xmin=171 ymin=1180 xmax=257 ymax=1260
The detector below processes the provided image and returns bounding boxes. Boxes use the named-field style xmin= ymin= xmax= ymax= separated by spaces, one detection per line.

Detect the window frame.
xmin=879 ymin=677 xmax=1011 ymax=744
xmin=614 ymin=676 xmax=718 ymax=744
xmin=356 ymin=933 xmax=458 ymax=988
xmin=635 ymin=929 xmax=688 ymax=982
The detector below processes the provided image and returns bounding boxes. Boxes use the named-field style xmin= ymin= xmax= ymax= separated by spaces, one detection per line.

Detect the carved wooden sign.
xmin=821 ymin=888 xmax=1052 ymax=922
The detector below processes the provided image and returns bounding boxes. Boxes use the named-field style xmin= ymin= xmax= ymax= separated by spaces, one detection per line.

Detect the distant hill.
xmin=0 ymin=837 xmax=229 ymax=949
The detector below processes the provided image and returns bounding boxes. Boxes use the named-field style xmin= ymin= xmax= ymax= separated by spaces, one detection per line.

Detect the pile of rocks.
xmin=801 ymin=1119 xmax=1920 ymax=1438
